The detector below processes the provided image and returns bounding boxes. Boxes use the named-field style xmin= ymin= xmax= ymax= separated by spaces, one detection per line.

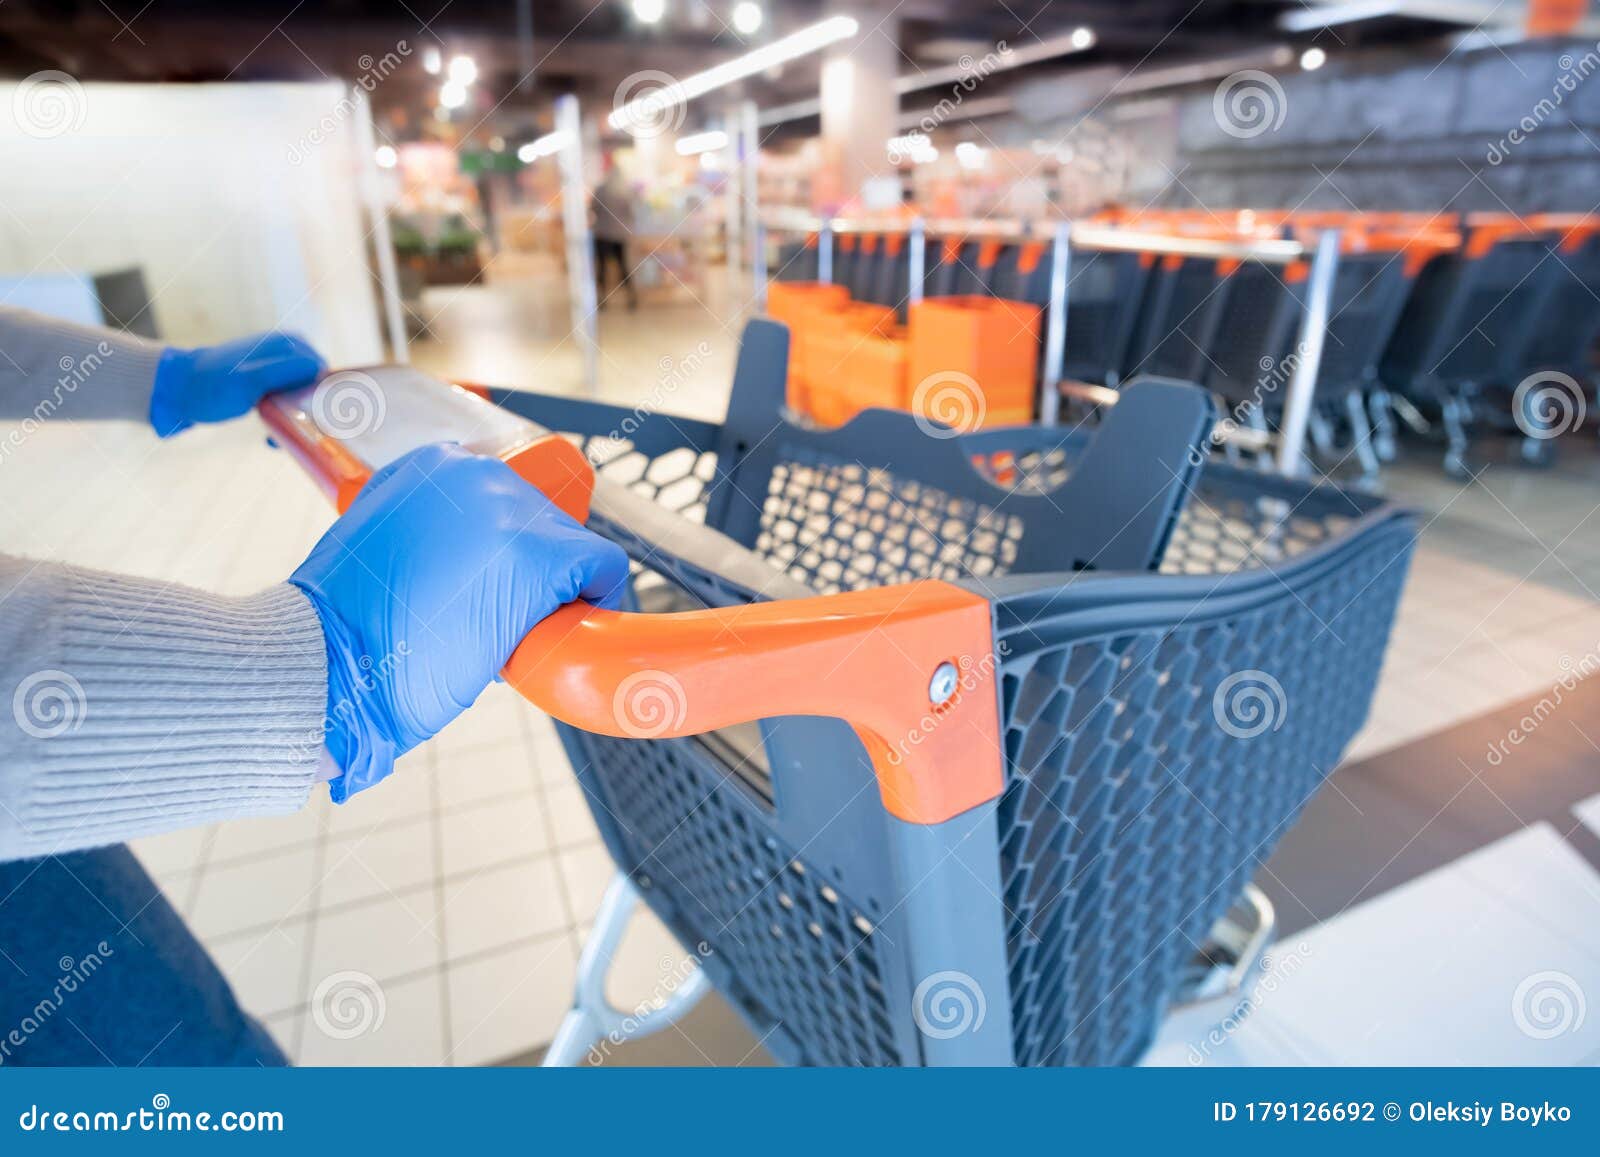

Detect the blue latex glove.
xmin=150 ymin=332 xmax=325 ymax=437
xmin=290 ymin=443 xmax=630 ymax=802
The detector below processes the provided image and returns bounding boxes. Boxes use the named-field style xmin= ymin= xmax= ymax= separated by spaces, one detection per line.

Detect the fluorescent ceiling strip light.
xmin=676 ymin=129 xmax=729 ymax=155
xmin=609 ymin=15 xmax=859 ymax=132
xmin=517 ymin=131 xmax=570 ymax=162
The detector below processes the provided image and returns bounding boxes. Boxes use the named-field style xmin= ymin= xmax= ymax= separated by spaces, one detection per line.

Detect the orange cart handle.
xmin=258 ymin=389 xmax=1004 ymax=824
xmin=504 ymin=584 xmax=1002 ymax=823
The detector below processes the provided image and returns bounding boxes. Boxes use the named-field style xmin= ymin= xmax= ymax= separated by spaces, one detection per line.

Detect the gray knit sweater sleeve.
xmin=0 ymin=556 xmax=330 ymax=860
xmin=0 ymin=305 xmax=164 ymax=425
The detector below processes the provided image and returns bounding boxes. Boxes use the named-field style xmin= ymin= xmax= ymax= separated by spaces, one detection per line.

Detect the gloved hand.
xmin=150 ymin=331 xmax=325 ymax=437
xmin=290 ymin=443 xmax=630 ymax=802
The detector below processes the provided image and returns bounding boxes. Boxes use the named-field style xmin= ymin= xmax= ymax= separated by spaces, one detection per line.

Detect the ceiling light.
xmin=1070 ymin=27 xmax=1095 ymax=50
xmin=609 ymin=15 xmax=859 ymax=131
xmin=632 ymin=0 xmax=667 ymax=24
xmin=422 ymin=47 xmax=441 ymax=75
xmin=954 ymin=141 xmax=987 ymax=169
xmin=888 ymin=132 xmax=938 ymax=165
xmin=448 ymin=55 xmax=478 ymax=85
xmin=1299 ymin=46 xmax=1327 ymax=70
xmin=439 ymin=81 xmax=468 ymax=110
xmin=374 ymin=145 xmax=398 ymax=168
xmin=676 ymin=129 xmax=729 ymax=155
xmin=517 ymin=131 xmax=570 ymax=163
xmin=732 ymin=2 xmax=763 ymax=35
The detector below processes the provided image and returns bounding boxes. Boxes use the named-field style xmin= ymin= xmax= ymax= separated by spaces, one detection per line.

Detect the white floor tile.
xmin=439 ymin=794 xmax=549 ymax=877
xmin=559 ymin=844 xmax=615 ymax=926
xmin=208 ymin=805 xmax=326 ymax=865
xmin=1450 ymin=822 xmax=1600 ymax=960
xmin=262 ymin=1009 xmax=302 ymax=1064
xmin=320 ymin=815 xmax=438 ymax=909
xmin=320 ymin=752 xmax=436 ymax=837
xmin=440 ymin=857 xmax=568 ymax=961
xmin=435 ymin=738 xmax=540 ymax=812
xmin=445 ymin=934 xmax=577 ymax=1066
xmin=309 ymin=892 xmax=441 ymax=985
xmin=209 ymin=918 xmax=313 ymax=1019
xmin=188 ymin=847 xmax=319 ymax=940
xmin=128 ymin=825 xmax=210 ymax=876
xmin=545 ymin=781 xmax=603 ymax=849
xmin=1233 ymin=824 xmax=1600 ymax=1065
xmin=297 ymin=972 xmax=447 ymax=1066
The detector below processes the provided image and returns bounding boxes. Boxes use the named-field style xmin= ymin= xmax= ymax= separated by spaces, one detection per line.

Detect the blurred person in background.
xmin=592 ymin=165 xmax=640 ymax=310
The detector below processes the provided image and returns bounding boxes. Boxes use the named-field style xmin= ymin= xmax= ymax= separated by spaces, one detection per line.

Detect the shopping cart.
xmin=263 ymin=319 xmax=1417 ymax=1067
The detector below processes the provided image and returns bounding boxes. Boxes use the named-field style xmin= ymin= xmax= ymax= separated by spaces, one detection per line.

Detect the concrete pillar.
xmin=816 ymin=4 xmax=898 ymax=213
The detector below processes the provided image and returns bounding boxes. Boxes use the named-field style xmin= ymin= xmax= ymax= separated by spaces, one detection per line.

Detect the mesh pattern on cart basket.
xmin=995 ymin=534 xmax=1407 ymax=1065
xmin=572 ymin=731 xmax=904 ymax=1066
xmin=539 ymin=409 xmax=1399 ymax=1065
xmin=755 ymin=447 xmax=1025 ymax=592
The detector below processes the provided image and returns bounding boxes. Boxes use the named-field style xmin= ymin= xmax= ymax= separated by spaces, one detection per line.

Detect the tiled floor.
xmin=1146 ymin=816 xmax=1600 ymax=1067
xmin=8 ymin=260 xmax=1600 ymax=1065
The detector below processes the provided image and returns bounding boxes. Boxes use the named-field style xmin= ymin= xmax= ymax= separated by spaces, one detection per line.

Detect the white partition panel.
xmin=0 ymin=80 xmax=387 ymax=364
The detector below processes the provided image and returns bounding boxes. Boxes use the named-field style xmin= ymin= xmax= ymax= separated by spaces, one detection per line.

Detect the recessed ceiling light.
xmin=732 ymin=2 xmax=763 ymax=36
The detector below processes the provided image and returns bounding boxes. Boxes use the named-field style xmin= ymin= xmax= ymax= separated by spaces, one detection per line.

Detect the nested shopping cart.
xmin=263 ymin=319 xmax=1417 ymax=1067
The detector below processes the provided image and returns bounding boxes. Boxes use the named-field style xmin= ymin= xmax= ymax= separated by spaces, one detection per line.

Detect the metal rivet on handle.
xmin=929 ymin=661 xmax=959 ymax=705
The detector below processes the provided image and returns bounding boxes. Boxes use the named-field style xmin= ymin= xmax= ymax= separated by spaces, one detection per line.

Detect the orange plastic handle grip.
xmin=261 ymin=391 xmax=1004 ymax=824
xmin=504 ymin=585 xmax=1002 ymax=823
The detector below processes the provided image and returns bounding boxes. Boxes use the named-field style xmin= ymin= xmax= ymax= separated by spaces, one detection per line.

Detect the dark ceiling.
xmin=0 ymin=0 xmax=1467 ymax=143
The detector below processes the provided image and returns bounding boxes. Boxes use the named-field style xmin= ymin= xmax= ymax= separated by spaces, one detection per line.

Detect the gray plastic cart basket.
xmin=477 ymin=319 xmax=1415 ymax=1067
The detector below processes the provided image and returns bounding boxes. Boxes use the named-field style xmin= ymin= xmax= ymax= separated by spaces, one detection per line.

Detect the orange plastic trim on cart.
xmin=1465 ymin=219 xmax=1544 ymax=259
xmin=505 ymin=581 xmax=1004 ymax=824
xmin=258 ymin=392 xmax=1004 ymax=825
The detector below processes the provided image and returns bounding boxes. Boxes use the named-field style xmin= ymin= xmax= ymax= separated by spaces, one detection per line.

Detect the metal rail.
xmin=755 ymin=212 xmax=1337 ymax=478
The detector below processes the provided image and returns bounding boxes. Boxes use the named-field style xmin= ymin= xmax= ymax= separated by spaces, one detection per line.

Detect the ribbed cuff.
xmin=0 ymin=561 xmax=328 ymax=859
xmin=0 ymin=305 xmax=164 ymax=426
